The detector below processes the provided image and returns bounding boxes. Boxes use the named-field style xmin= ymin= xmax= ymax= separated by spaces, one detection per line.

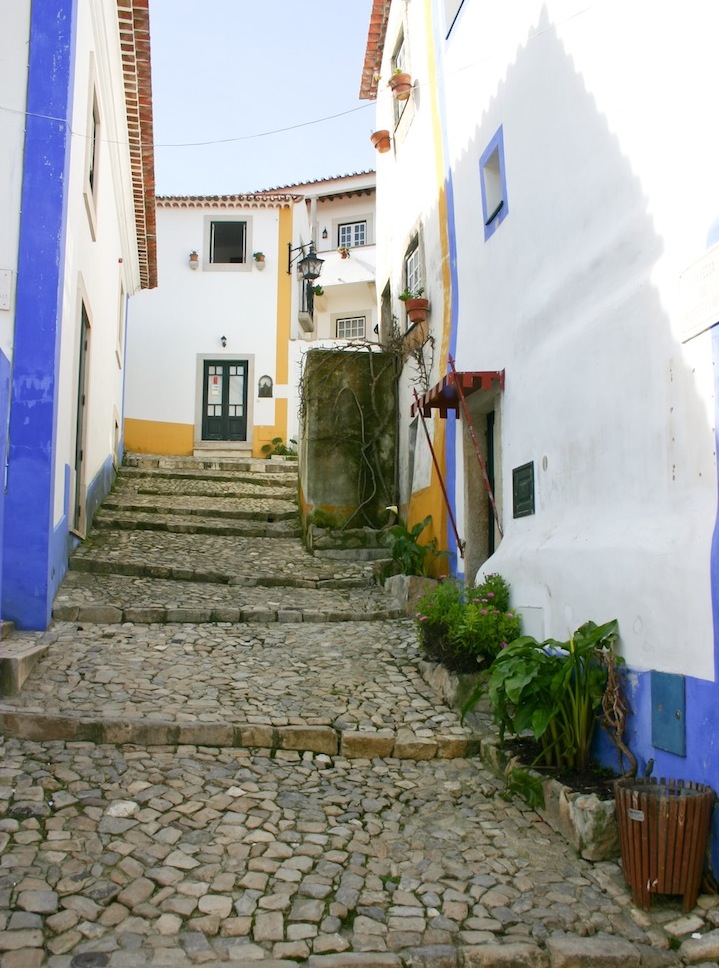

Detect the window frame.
xmin=336 ymin=315 xmax=367 ymax=339
xmin=338 ymin=221 xmax=367 ymax=249
xmin=203 ymin=216 xmax=253 ymax=272
xmin=479 ymin=126 xmax=509 ymax=241
xmin=405 ymin=244 xmax=422 ymax=296
xmin=83 ymin=61 xmax=101 ymax=240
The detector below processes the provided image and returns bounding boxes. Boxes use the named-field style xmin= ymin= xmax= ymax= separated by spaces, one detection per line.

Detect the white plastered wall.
xmin=50 ymin=0 xmax=141 ymax=528
xmin=0 ymin=0 xmax=31 ymax=361
xmin=125 ymin=203 xmax=284 ymax=441
xmin=443 ymin=0 xmax=719 ymax=677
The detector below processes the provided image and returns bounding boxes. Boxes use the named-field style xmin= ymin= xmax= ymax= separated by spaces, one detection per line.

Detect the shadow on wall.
xmin=443 ymin=7 xmax=719 ymax=863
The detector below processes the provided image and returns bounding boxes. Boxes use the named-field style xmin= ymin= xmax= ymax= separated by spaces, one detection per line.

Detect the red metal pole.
xmin=412 ymin=388 xmax=464 ymax=558
xmin=448 ymin=356 xmax=504 ymax=538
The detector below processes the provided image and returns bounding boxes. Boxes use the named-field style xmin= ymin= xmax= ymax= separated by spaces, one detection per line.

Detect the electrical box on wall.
xmin=0 ymin=270 xmax=13 ymax=311
xmin=651 ymin=671 xmax=686 ymax=756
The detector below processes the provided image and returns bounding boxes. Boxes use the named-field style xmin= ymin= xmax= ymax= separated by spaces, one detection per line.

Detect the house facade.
xmin=125 ymin=172 xmax=377 ymax=456
xmin=0 ymin=0 xmax=156 ymax=630
xmin=363 ymin=0 xmax=719 ymax=862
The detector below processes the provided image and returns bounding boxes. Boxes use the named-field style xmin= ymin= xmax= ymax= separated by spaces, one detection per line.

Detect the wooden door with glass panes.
xmin=202 ymin=360 xmax=248 ymax=440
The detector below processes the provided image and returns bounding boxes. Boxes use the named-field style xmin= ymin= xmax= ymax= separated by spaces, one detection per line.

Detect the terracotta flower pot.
xmin=370 ymin=129 xmax=391 ymax=153
xmin=389 ymin=72 xmax=413 ymax=101
xmin=405 ymin=297 xmax=429 ymax=324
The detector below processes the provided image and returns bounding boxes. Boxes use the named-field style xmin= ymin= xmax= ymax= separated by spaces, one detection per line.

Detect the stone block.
xmin=545 ymin=936 xmax=640 ymax=967
xmin=177 ymin=724 xmax=235 ymax=747
xmin=680 ymin=928 xmax=719 ymax=963
xmin=435 ymin=735 xmax=471 ymax=759
xmin=392 ymin=730 xmax=437 ymax=760
xmin=123 ymin=607 xmax=167 ymax=624
xmin=101 ymin=719 xmax=177 ymax=746
xmin=210 ymin=607 xmax=241 ymax=622
xmin=279 ymin=726 xmax=338 ymax=755
xmin=239 ymin=725 xmax=275 ymax=749
xmin=341 ymin=731 xmax=396 ymax=759
xmin=77 ymin=605 xmax=124 ymax=623
xmin=165 ymin=608 xmax=212 ymax=623
xmin=462 ymin=941 xmax=549 ymax=967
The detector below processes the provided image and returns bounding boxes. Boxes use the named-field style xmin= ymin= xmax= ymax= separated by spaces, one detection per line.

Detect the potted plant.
xmin=253 ymin=251 xmax=266 ymax=270
xmin=189 ymin=250 xmax=199 ymax=269
xmin=370 ymin=129 xmax=391 ymax=153
xmin=338 ymin=246 xmax=350 ymax=259
xmin=312 ymin=285 xmax=324 ymax=297
xmin=399 ymin=286 xmax=429 ymax=323
xmin=388 ymin=69 xmax=413 ymax=101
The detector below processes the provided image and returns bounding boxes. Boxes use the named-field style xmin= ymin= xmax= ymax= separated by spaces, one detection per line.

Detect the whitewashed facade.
xmin=363 ymin=0 xmax=719 ymax=863
xmin=0 ymin=0 xmax=156 ymax=630
xmin=125 ymin=173 xmax=377 ymax=455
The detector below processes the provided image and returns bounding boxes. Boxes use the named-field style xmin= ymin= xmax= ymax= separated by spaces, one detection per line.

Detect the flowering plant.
xmin=415 ymin=573 xmax=520 ymax=673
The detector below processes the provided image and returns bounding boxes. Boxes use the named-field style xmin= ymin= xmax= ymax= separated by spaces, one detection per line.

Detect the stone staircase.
xmin=0 ymin=453 xmax=477 ymax=760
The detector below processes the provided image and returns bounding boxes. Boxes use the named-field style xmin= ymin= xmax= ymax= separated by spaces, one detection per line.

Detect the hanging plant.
xmin=370 ymin=129 xmax=391 ymax=153
xmin=388 ymin=70 xmax=413 ymax=101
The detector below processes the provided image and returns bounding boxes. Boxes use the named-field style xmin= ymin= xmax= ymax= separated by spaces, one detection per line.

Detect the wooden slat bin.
xmin=614 ymin=777 xmax=715 ymax=911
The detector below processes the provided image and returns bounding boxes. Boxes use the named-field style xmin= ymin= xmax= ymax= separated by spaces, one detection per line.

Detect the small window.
xmin=513 ymin=461 xmax=534 ymax=518
xmin=337 ymin=316 xmax=366 ymax=339
xmin=392 ymin=34 xmax=408 ymax=125
xmin=210 ymin=221 xmax=247 ymax=264
xmin=444 ymin=0 xmax=465 ymax=35
xmin=480 ymin=126 xmax=508 ymax=240
xmin=405 ymin=243 xmax=422 ymax=296
xmin=83 ymin=81 xmax=101 ymax=238
xmin=115 ymin=280 xmax=126 ymax=368
xmin=88 ymin=94 xmax=100 ymax=196
xmin=338 ymin=222 xmax=367 ymax=248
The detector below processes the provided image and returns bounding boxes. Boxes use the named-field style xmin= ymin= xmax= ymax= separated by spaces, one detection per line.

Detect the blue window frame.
xmin=479 ymin=126 xmax=508 ymax=241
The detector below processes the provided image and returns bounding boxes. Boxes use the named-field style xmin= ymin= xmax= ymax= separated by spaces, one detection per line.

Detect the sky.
xmin=149 ymin=0 xmax=378 ymax=196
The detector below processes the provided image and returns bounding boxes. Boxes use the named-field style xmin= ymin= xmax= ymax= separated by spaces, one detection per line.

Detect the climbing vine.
xmin=298 ymin=321 xmax=434 ymax=531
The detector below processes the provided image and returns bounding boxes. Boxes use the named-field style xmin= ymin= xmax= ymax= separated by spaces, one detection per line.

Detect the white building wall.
xmin=125 ymin=202 xmax=286 ymax=453
xmin=0 ymin=0 xmax=31 ymax=360
xmin=54 ymin=0 xmax=142 ymax=527
xmin=443 ymin=0 xmax=719 ymax=677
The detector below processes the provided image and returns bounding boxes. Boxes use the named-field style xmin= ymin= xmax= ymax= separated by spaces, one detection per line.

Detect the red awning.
xmin=411 ymin=370 xmax=504 ymax=418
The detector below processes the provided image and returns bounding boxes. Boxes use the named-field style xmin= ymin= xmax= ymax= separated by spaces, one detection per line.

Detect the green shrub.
xmin=415 ymin=573 xmax=520 ymax=673
xmin=463 ymin=619 xmax=620 ymax=772
xmin=379 ymin=514 xmax=445 ymax=580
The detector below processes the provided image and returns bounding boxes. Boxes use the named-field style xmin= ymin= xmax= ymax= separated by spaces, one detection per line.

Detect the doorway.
xmin=73 ymin=305 xmax=90 ymax=535
xmin=201 ymin=360 xmax=248 ymax=441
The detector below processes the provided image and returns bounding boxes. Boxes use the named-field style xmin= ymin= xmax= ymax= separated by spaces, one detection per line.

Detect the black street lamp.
xmin=287 ymin=242 xmax=324 ymax=280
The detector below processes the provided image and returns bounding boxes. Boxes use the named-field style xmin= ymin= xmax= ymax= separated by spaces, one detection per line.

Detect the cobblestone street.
xmin=0 ymin=456 xmax=716 ymax=967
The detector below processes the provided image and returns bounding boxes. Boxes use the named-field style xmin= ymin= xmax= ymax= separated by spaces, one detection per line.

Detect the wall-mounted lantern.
xmin=287 ymin=242 xmax=324 ymax=280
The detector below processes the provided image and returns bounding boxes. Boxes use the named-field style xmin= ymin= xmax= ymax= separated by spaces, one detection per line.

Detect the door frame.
xmin=194 ymin=352 xmax=255 ymax=452
xmin=71 ymin=301 xmax=91 ymax=537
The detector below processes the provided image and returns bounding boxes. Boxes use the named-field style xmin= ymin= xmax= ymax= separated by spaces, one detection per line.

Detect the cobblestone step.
xmin=120 ymin=464 xmax=297 ymax=487
xmin=0 ymin=620 xmax=474 ymax=760
xmin=93 ymin=509 xmax=302 ymax=538
xmin=52 ymin=573 xmax=402 ymax=625
xmin=102 ymin=495 xmax=298 ymax=521
xmin=69 ymin=530 xmax=377 ymax=586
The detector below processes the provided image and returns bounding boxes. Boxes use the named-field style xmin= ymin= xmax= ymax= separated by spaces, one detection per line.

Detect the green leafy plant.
xmin=503 ymin=764 xmax=545 ymax=808
xmin=466 ymin=619 xmax=620 ymax=772
xmin=261 ymin=436 xmax=297 ymax=457
xmin=312 ymin=285 xmax=324 ymax=296
xmin=252 ymin=251 xmax=265 ymax=261
xmin=398 ymin=286 xmax=425 ymax=301
xmin=415 ymin=573 xmax=520 ymax=673
xmin=381 ymin=514 xmax=443 ymax=579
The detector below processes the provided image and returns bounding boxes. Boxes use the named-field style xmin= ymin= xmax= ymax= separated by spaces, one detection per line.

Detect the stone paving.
xmin=0 ymin=454 xmax=717 ymax=966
